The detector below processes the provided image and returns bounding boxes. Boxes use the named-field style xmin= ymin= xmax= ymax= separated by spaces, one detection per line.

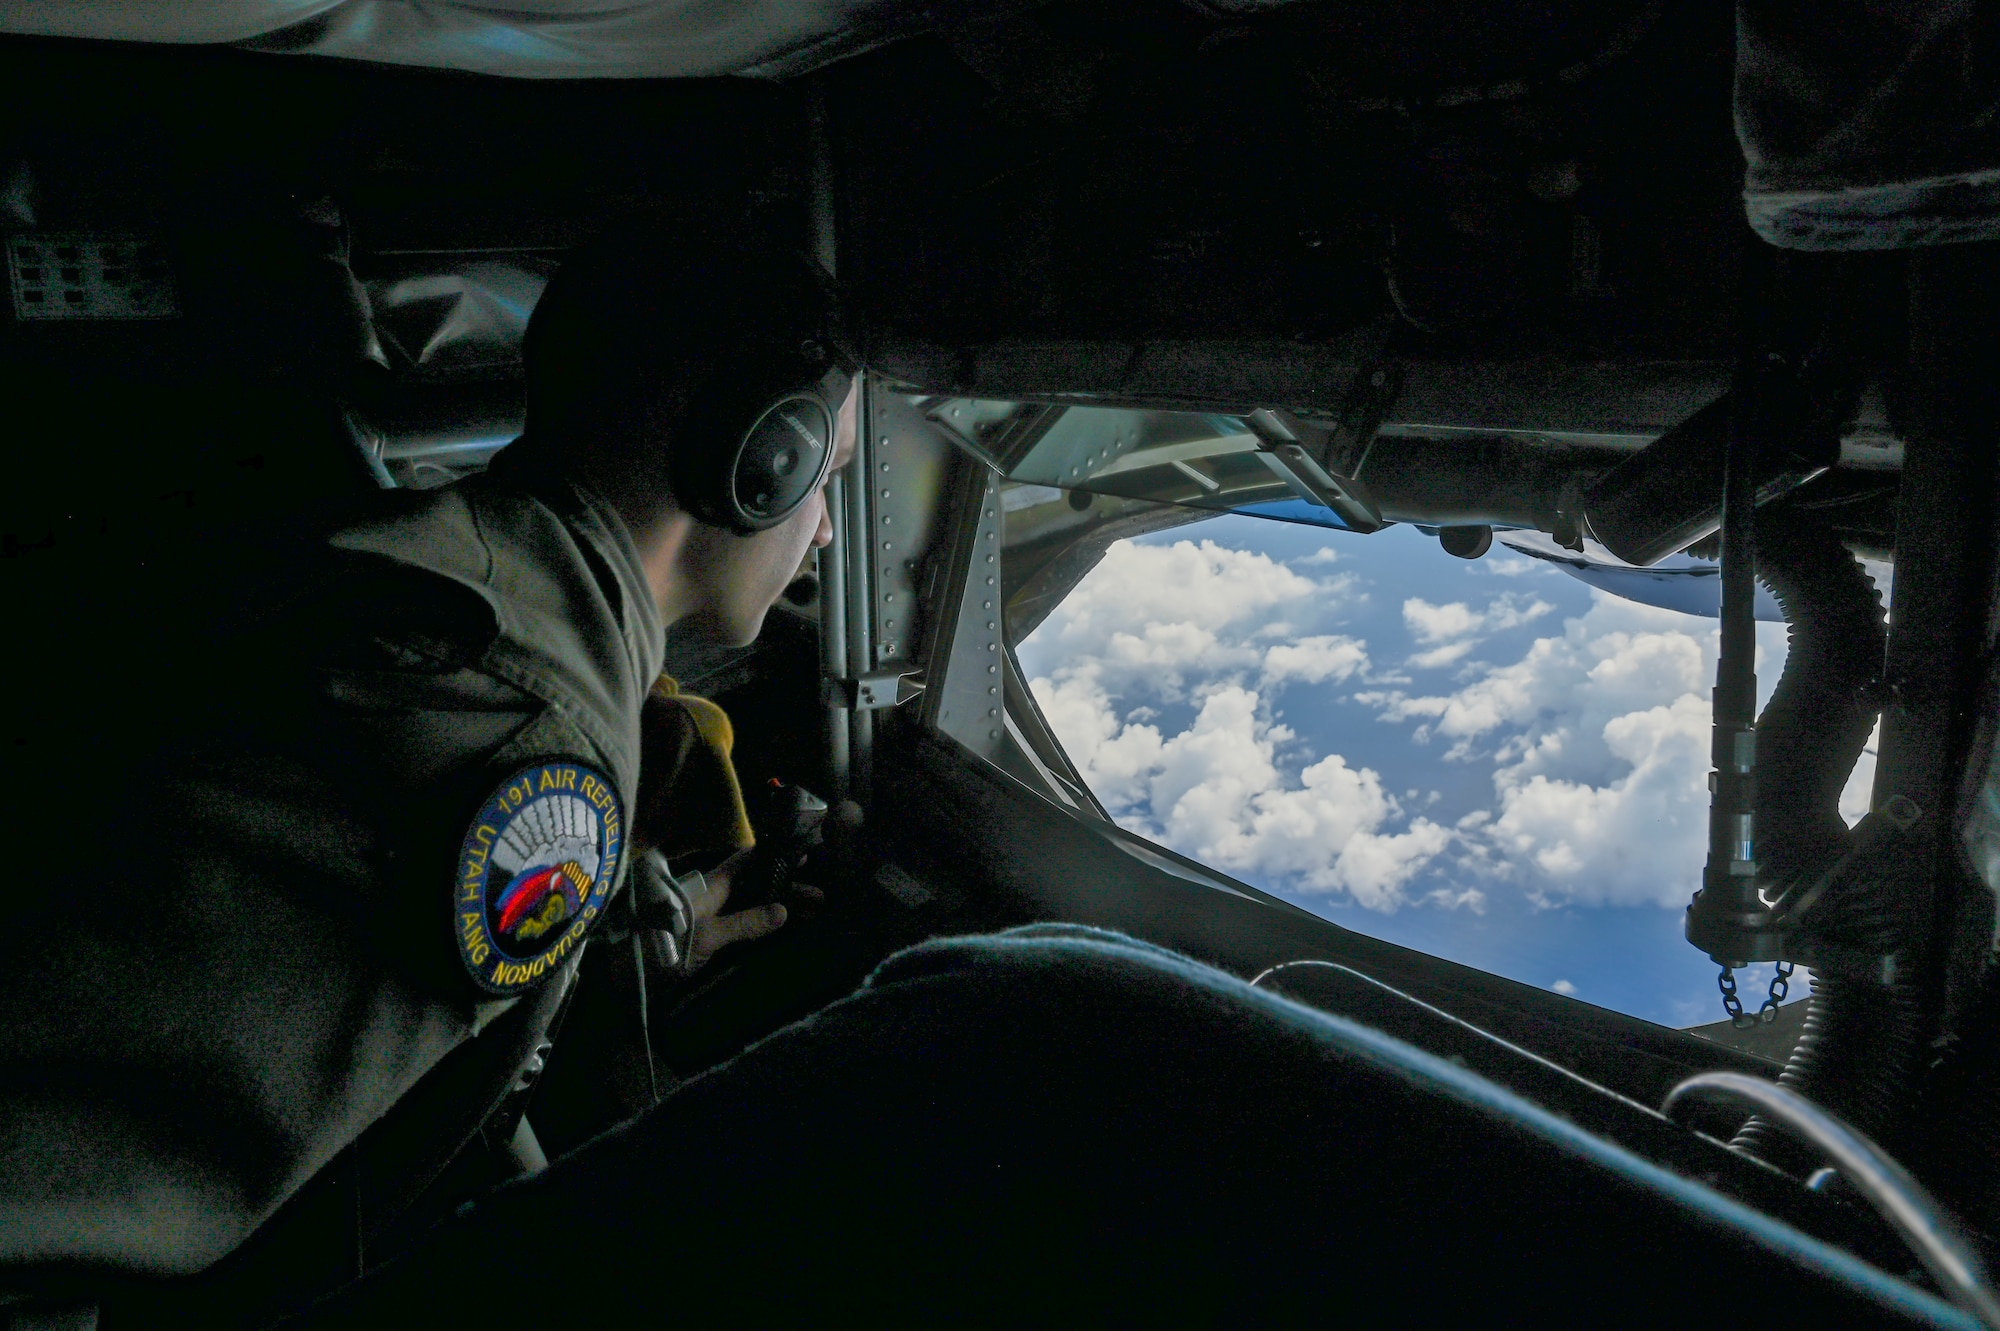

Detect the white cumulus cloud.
xmin=1022 ymin=536 xmax=1449 ymax=911
xmin=1025 ymin=538 xmax=1353 ymax=699
xmin=1401 ymin=593 xmax=1555 ymax=670
xmin=1408 ymin=641 xmax=1476 ymax=670
xmin=1481 ymin=694 xmax=1713 ymax=906
xmin=1404 ymin=598 xmax=1484 ymax=644
xmin=1403 ymin=593 xmax=1554 ymax=646
xmin=1031 ymin=680 xmax=1449 ymax=911
xmin=1263 ymin=635 xmax=1368 ymax=686
xmin=1365 ymin=593 xmax=1804 ymax=907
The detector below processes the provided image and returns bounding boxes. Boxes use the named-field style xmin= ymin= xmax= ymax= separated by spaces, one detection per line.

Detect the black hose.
xmin=1733 ymin=966 xmax=1928 ymax=1175
xmin=1750 ymin=509 xmax=1887 ymax=888
xmin=1727 ymin=508 xmax=1919 ymax=1174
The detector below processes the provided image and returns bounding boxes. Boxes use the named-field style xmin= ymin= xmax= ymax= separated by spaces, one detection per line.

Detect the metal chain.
xmin=1719 ymin=966 xmax=1753 ymax=1029
xmin=1758 ymin=960 xmax=1795 ymax=1025
xmin=1718 ymin=962 xmax=1797 ymax=1028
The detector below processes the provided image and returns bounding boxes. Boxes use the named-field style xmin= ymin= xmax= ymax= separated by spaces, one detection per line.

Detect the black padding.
xmin=281 ymin=928 xmax=1966 ymax=1329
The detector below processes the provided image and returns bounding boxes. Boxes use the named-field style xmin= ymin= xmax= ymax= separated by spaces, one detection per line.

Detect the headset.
xmin=667 ymin=335 xmax=857 ymax=536
xmin=521 ymin=241 xmax=860 ymax=534
xmin=659 ymin=245 xmax=862 ymax=537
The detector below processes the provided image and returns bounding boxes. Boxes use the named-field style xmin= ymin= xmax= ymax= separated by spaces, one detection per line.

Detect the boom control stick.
xmin=727 ymin=778 xmax=831 ymax=912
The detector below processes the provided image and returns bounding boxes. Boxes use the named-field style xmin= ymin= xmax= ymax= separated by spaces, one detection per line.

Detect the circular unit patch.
xmin=455 ymin=759 xmax=625 ymax=995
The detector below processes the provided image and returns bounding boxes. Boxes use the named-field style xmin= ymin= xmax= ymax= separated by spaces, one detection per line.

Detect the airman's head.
xmin=520 ymin=231 xmax=857 ymax=645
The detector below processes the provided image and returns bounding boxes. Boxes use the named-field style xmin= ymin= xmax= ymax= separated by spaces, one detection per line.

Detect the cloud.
xmin=1840 ymin=720 xmax=1881 ymax=827
xmin=1401 ymin=593 xmax=1555 ymax=670
xmin=1263 ymin=635 xmax=1368 ymax=686
xmin=1551 ymin=979 xmax=1578 ymax=996
xmin=1480 ymin=694 xmax=1713 ymax=906
xmin=1327 ymin=818 xmax=1454 ymax=909
xmin=1403 ymin=593 xmax=1554 ymax=646
xmin=1027 ymin=675 xmax=1449 ymax=911
xmin=1027 ymin=666 xmax=1163 ymax=812
xmin=1354 ymin=691 xmax=1449 ymax=722
xmin=1024 ymin=531 xmax=1851 ymax=924
xmin=1366 ymin=593 xmax=1796 ymax=907
xmin=1487 ymin=595 xmax=1559 ymax=632
xmin=1022 ymin=538 xmax=1353 ymax=699
xmin=1404 ymin=598 xmax=1483 ymax=645
xmin=1408 ymin=641 xmax=1475 ymax=670
xmin=1022 ymin=535 xmax=1458 ymax=907
xmin=1370 ymin=596 xmax=1716 ymax=759
xmin=1293 ymin=547 xmax=1342 ymax=565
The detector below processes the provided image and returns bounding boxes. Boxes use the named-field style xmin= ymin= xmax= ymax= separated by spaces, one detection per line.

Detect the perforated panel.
xmin=7 ymin=233 xmax=177 ymax=321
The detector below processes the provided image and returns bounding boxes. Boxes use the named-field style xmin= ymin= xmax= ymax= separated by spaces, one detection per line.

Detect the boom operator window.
xmin=976 ymin=405 xmax=1876 ymax=1033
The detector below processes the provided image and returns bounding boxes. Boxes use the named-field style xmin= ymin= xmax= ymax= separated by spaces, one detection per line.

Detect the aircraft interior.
xmin=3 ymin=1 xmax=2000 ymax=1325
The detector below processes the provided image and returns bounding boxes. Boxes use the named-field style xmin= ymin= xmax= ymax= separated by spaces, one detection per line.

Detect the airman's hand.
xmin=685 ymin=854 xmax=783 ymax=972
xmin=646 ymin=851 xmax=823 ymax=976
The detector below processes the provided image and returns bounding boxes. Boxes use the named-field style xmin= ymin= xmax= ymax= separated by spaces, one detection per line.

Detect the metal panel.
xmin=819 ymin=470 xmax=853 ymax=800
xmin=845 ymin=382 xmax=877 ymax=797
xmin=920 ymin=464 xmax=1007 ymax=766
xmin=867 ymin=389 xmax=954 ymax=667
xmin=872 ymin=338 xmax=1734 ymax=439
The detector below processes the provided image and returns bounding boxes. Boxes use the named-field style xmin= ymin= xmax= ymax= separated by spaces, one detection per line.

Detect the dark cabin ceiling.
xmin=0 ymin=0 xmax=1667 ymax=82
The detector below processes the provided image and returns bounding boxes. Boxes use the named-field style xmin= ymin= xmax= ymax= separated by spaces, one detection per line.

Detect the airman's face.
xmin=674 ymin=375 xmax=858 ymax=647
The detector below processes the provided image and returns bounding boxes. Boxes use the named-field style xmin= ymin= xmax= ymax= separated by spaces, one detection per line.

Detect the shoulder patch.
xmin=456 ymin=759 xmax=624 ymax=995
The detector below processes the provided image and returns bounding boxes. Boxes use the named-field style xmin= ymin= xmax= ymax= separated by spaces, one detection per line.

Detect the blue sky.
xmin=1016 ymin=513 xmax=1874 ymax=1029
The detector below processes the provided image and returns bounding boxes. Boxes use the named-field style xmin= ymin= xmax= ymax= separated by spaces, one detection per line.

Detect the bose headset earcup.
xmin=656 ymin=247 xmax=859 ymax=534
xmin=673 ymin=351 xmax=852 ymax=536
xmin=729 ymin=390 xmax=836 ymax=530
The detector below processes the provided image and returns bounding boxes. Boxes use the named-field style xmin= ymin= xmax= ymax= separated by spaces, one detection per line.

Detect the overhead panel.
xmin=922 ymin=397 xmax=1369 ymax=534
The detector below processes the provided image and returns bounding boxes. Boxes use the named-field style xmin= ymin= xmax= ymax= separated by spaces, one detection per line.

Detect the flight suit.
xmin=0 ymin=459 xmax=664 ymax=1291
